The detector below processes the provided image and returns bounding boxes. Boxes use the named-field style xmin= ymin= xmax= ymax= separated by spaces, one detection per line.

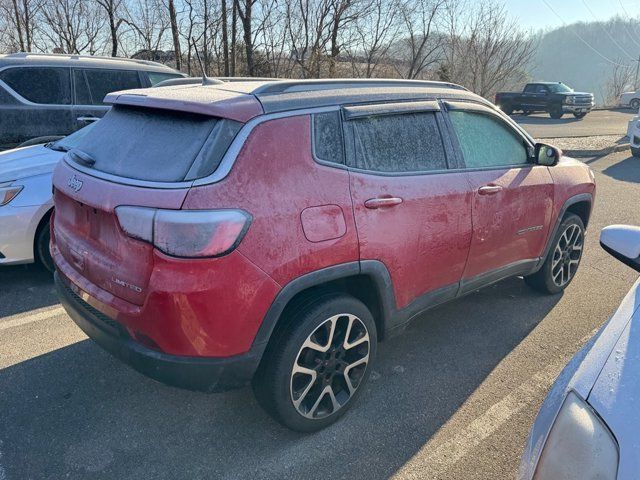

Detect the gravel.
xmin=538 ymin=135 xmax=628 ymax=153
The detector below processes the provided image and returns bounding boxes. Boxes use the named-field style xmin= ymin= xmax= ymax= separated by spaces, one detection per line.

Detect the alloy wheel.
xmin=551 ymin=223 xmax=583 ymax=287
xmin=290 ymin=313 xmax=370 ymax=420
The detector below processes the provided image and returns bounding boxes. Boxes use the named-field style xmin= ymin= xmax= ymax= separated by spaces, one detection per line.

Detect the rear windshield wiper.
xmin=67 ymin=149 xmax=96 ymax=167
xmin=45 ymin=142 xmax=68 ymax=152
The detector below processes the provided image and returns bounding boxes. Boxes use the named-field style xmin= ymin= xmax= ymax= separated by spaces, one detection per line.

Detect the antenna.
xmin=190 ymin=38 xmax=223 ymax=86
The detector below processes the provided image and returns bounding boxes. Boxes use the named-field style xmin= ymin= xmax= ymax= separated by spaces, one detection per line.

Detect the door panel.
xmin=350 ymin=172 xmax=472 ymax=309
xmin=463 ymin=166 xmax=554 ymax=279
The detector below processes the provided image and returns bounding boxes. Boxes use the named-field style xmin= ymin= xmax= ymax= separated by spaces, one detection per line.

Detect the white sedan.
xmin=0 ymin=123 xmax=96 ymax=272
xmin=520 ymin=225 xmax=640 ymax=479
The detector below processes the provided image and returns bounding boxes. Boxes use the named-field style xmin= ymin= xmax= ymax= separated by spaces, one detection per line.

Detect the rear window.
xmin=71 ymin=105 xmax=241 ymax=182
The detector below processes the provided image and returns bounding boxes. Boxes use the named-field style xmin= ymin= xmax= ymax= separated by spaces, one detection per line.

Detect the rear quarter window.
xmin=72 ymin=105 xmax=241 ymax=182
xmin=0 ymin=67 xmax=71 ymax=105
xmin=313 ymin=111 xmax=344 ymax=164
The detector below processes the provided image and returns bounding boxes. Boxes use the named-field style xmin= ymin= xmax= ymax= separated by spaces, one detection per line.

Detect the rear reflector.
xmin=115 ymin=206 xmax=251 ymax=258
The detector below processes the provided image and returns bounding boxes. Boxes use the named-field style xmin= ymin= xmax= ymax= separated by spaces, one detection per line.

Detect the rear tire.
xmin=631 ymin=146 xmax=640 ymax=158
xmin=525 ymin=213 xmax=584 ymax=294
xmin=631 ymin=99 xmax=640 ymax=110
xmin=36 ymin=216 xmax=54 ymax=274
xmin=253 ymin=294 xmax=377 ymax=432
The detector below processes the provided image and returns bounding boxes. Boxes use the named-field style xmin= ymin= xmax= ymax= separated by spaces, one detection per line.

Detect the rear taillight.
xmin=115 ymin=206 xmax=251 ymax=258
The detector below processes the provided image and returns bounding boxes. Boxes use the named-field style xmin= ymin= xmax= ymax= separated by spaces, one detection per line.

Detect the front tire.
xmin=525 ymin=213 xmax=584 ymax=294
xmin=631 ymin=99 xmax=640 ymax=110
xmin=573 ymin=112 xmax=587 ymax=119
xmin=36 ymin=217 xmax=54 ymax=274
xmin=253 ymin=294 xmax=377 ymax=432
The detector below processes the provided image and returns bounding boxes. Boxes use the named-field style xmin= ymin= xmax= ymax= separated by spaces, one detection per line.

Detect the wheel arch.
xmin=252 ymin=261 xmax=396 ymax=360
xmin=33 ymin=206 xmax=54 ymax=260
xmin=538 ymin=193 xmax=593 ymax=269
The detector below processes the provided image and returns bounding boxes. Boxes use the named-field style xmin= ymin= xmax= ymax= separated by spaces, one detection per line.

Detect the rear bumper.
xmin=55 ymin=272 xmax=261 ymax=392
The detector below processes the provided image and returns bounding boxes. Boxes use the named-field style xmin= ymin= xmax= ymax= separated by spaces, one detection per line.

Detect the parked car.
xmin=619 ymin=90 xmax=640 ymax=109
xmin=0 ymin=52 xmax=185 ymax=150
xmin=0 ymin=122 xmax=97 ymax=271
xmin=52 ymin=79 xmax=595 ymax=432
xmin=519 ymin=225 xmax=640 ymax=480
xmin=495 ymin=82 xmax=595 ymax=119
xmin=627 ymin=110 xmax=640 ymax=157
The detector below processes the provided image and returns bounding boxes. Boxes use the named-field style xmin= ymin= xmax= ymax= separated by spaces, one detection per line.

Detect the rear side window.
xmin=147 ymin=72 xmax=184 ymax=86
xmin=448 ymin=111 xmax=529 ymax=169
xmin=72 ymin=105 xmax=241 ymax=182
xmin=74 ymin=69 xmax=141 ymax=105
xmin=0 ymin=67 xmax=71 ymax=104
xmin=313 ymin=111 xmax=344 ymax=164
xmin=347 ymin=112 xmax=447 ymax=173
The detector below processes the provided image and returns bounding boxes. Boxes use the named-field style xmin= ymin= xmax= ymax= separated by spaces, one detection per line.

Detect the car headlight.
xmin=533 ymin=391 xmax=618 ymax=479
xmin=0 ymin=184 xmax=23 ymax=206
xmin=565 ymin=96 xmax=575 ymax=104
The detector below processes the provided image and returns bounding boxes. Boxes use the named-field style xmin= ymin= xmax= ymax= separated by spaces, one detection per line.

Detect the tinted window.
xmin=148 ymin=72 xmax=184 ymax=86
xmin=347 ymin=112 xmax=447 ymax=173
xmin=72 ymin=105 xmax=240 ymax=182
xmin=449 ymin=111 xmax=528 ymax=168
xmin=75 ymin=69 xmax=141 ymax=105
xmin=0 ymin=67 xmax=71 ymax=104
xmin=313 ymin=111 xmax=344 ymax=164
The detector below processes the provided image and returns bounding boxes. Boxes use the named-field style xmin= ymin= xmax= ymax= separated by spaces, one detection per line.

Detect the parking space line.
xmin=392 ymin=327 xmax=600 ymax=477
xmin=0 ymin=306 xmax=66 ymax=331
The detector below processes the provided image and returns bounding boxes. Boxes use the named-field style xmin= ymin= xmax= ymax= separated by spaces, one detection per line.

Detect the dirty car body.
xmin=52 ymin=79 xmax=596 ymax=431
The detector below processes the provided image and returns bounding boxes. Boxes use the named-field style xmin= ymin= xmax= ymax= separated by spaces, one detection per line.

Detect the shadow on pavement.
xmin=0 ymin=264 xmax=57 ymax=317
xmin=0 ymin=276 xmax=560 ymax=480
xmin=601 ymin=155 xmax=640 ymax=183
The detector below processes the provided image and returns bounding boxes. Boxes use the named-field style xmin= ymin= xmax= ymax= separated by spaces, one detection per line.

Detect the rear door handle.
xmin=76 ymin=116 xmax=99 ymax=123
xmin=478 ymin=185 xmax=503 ymax=195
xmin=364 ymin=197 xmax=403 ymax=209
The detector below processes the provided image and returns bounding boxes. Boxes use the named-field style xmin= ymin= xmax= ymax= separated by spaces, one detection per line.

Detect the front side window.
xmin=0 ymin=67 xmax=71 ymax=104
xmin=74 ymin=68 xmax=141 ymax=105
xmin=448 ymin=111 xmax=529 ymax=169
xmin=347 ymin=112 xmax=447 ymax=173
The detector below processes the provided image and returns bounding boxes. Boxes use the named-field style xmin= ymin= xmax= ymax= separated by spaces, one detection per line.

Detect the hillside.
xmin=530 ymin=17 xmax=640 ymax=104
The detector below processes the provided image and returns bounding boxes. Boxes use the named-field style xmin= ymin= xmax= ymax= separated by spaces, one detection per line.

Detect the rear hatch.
xmin=52 ymin=95 xmax=254 ymax=305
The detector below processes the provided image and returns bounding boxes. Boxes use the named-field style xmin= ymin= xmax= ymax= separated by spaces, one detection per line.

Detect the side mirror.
xmin=600 ymin=225 xmax=640 ymax=272
xmin=535 ymin=143 xmax=561 ymax=166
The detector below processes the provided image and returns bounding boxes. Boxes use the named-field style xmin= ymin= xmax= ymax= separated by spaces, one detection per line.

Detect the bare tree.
xmin=606 ymin=62 xmax=634 ymax=105
xmin=346 ymin=0 xmax=400 ymax=77
xmin=166 ymin=0 xmax=181 ymax=68
xmin=123 ymin=0 xmax=169 ymax=57
xmin=96 ymin=0 xmax=124 ymax=56
xmin=39 ymin=0 xmax=105 ymax=54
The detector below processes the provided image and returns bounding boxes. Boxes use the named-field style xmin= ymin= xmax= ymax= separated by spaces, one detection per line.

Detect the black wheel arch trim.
xmin=537 ymin=192 xmax=593 ymax=270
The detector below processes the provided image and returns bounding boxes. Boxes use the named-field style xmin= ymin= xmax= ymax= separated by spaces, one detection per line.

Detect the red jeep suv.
xmin=52 ymin=79 xmax=595 ymax=431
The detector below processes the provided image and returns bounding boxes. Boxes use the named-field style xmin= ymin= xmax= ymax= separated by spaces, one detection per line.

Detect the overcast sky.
xmin=503 ymin=0 xmax=636 ymax=31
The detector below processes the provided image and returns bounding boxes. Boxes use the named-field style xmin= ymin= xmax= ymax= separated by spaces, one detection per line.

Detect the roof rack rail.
xmin=253 ymin=78 xmax=468 ymax=95
xmin=4 ymin=52 xmax=164 ymax=67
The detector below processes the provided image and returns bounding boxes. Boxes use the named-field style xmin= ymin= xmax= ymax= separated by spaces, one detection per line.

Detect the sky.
xmin=503 ymin=0 xmax=637 ymax=31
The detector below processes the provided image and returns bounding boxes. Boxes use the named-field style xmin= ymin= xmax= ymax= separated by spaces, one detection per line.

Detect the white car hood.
xmin=588 ymin=283 xmax=640 ymax=479
xmin=0 ymin=145 xmax=63 ymax=183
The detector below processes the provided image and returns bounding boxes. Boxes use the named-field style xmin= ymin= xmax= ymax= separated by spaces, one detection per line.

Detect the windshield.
xmin=546 ymin=83 xmax=573 ymax=93
xmin=47 ymin=122 xmax=98 ymax=152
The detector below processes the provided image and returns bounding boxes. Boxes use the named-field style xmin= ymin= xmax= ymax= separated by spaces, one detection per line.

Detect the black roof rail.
xmin=253 ymin=78 xmax=468 ymax=95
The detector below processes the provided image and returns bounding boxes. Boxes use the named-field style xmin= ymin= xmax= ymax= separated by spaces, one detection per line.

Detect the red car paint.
xmin=51 ymin=81 xmax=595 ymax=392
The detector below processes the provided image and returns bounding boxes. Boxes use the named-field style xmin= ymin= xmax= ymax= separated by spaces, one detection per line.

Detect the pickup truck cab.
xmin=495 ymin=82 xmax=594 ymax=119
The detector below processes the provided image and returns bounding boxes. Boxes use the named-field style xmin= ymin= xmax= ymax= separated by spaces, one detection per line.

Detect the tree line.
xmin=0 ymin=0 xmax=536 ymax=98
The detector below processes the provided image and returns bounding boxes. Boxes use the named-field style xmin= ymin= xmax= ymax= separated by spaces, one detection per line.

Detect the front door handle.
xmin=478 ymin=185 xmax=503 ymax=195
xmin=364 ymin=197 xmax=403 ymax=209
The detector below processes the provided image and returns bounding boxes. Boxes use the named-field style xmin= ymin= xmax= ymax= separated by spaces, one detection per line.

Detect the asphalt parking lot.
xmin=512 ymin=108 xmax=634 ymax=138
xmin=1 ymin=150 xmax=640 ymax=480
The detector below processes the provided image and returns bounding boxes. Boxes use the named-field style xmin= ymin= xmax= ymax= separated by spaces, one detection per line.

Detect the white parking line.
xmin=0 ymin=306 xmax=66 ymax=331
xmin=392 ymin=327 xmax=600 ymax=478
